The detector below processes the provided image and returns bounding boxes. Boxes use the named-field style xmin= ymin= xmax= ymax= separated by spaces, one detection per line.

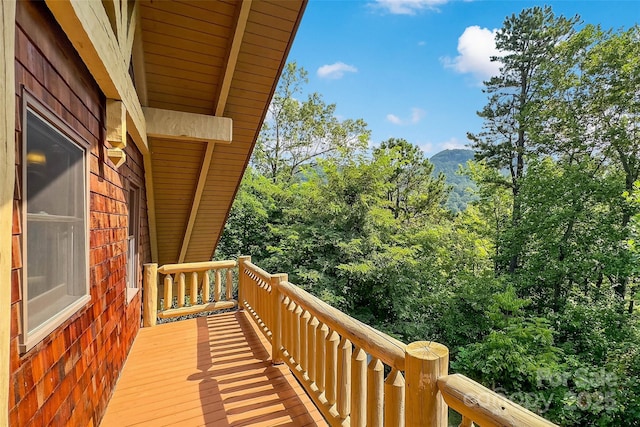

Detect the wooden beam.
xmin=0 ymin=3 xmax=16 ymax=425
xmin=131 ymin=1 xmax=147 ymax=106
xmin=178 ymin=0 xmax=251 ymax=263
xmin=143 ymin=107 xmax=232 ymax=143
xmin=143 ymin=153 xmax=158 ymax=263
xmin=215 ymin=0 xmax=252 ymax=117
xmin=123 ymin=0 xmax=137 ymax=70
xmin=44 ymin=0 xmax=147 ymax=152
xmin=178 ymin=142 xmax=215 ymax=263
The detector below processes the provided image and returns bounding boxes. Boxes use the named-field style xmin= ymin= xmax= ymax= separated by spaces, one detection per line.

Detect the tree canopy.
xmin=217 ymin=13 xmax=640 ymax=425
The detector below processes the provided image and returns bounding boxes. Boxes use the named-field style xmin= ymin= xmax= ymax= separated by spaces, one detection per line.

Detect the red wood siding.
xmin=9 ymin=2 xmax=150 ymax=426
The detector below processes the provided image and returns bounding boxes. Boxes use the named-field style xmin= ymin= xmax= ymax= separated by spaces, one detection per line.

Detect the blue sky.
xmin=285 ymin=0 xmax=639 ymax=157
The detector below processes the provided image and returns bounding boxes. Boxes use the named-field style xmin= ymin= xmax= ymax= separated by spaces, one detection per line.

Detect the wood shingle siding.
xmin=9 ymin=2 xmax=150 ymax=425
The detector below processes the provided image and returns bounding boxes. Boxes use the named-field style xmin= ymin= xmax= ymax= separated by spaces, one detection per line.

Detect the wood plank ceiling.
xmin=139 ymin=0 xmax=306 ymax=265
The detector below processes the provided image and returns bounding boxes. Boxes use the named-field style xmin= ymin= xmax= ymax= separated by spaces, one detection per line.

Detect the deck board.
xmin=100 ymin=311 xmax=327 ymax=427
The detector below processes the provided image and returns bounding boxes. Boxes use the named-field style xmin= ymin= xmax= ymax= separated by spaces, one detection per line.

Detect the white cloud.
xmin=386 ymin=108 xmax=426 ymax=125
xmin=410 ymin=108 xmax=425 ymax=124
xmin=441 ymin=137 xmax=466 ymax=150
xmin=386 ymin=114 xmax=403 ymax=125
xmin=373 ymin=0 xmax=450 ymax=15
xmin=317 ymin=62 xmax=358 ymax=79
xmin=442 ymin=26 xmax=502 ymax=81
xmin=419 ymin=137 xmax=467 ymax=156
xmin=419 ymin=142 xmax=434 ymax=154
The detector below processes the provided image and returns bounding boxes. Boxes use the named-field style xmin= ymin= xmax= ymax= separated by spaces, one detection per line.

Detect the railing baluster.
xmin=337 ymin=337 xmax=352 ymax=420
xmin=316 ymin=323 xmax=328 ymax=394
xmin=367 ymin=358 xmax=384 ymax=427
xmin=308 ymin=316 xmax=319 ymax=384
xmin=287 ymin=299 xmax=296 ymax=361
xmin=300 ymin=310 xmax=310 ymax=375
xmin=293 ymin=305 xmax=302 ymax=365
xmin=163 ymin=274 xmax=173 ymax=310
xmin=215 ymin=269 xmax=221 ymax=301
xmin=177 ymin=272 xmax=186 ymax=308
xmin=460 ymin=416 xmax=474 ymax=427
xmin=325 ymin=330 xmax=339 ymax=407
xmin=226 ymin=268 xmax=233 ymax=300
xmin=351 ymin=347 xmax=367 ymax=427
xmin=202 ymin=270 xmax=210 ymax=303
xmin=281 ymin=296 xmax=289 ymax=357
xmin=385 ymin=369 xmax=405 ymax=427
xmin=189 ymin=271 xmax=198 ymax=305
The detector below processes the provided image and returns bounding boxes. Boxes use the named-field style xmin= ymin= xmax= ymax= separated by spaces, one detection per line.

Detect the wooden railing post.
xmin=143 ymin=263 xmax=158 ymax=327
xmin=270 ymin=273 xmax=287 ymax=365
xmin=237 ymin=255 xmax=251 ymax=309
xmin=405 ymin=341 xmax=449 ymax=427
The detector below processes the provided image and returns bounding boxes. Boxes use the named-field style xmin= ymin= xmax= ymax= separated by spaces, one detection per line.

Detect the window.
xmin=21 ymin=97 xmax=90 ymax=352
xmin=126 ymin=183 xmax=140 ymax=302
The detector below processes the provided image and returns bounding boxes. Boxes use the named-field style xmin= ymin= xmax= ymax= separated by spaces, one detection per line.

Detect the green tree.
xmin=373 ymin=138 xmax=448 ymax=224
xmin=252 ymin=62 xmax=370 ymax=183
xmin=468 ymin=6 xmax=579 ymax=273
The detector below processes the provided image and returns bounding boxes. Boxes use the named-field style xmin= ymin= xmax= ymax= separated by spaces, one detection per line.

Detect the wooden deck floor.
xmin=100 ymin=311 xmax=328 ymax=427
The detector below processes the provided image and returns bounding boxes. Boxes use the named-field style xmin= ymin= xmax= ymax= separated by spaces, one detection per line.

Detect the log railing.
xmin=143 ymin=260 xmax=237 ymax=326
xmin=237 ymin=256 xmax=558 ymax=427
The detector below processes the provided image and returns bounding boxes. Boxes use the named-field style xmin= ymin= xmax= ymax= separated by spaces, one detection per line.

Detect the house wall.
xmin=9 ymin=2 xmax=150 ymax=425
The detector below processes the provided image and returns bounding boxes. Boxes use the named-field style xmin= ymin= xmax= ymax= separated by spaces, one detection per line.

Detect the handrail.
xmin=438 ymin=374 xmax=557 ymax=427
xmin=279 ymin=280 xmax=406 ymax=371
xmin=158 ymin=260 xmax=236 ymax=274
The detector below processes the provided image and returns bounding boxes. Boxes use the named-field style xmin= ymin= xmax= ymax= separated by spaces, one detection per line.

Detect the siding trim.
xmin=0 ymin=3 xmax=16 ymax=425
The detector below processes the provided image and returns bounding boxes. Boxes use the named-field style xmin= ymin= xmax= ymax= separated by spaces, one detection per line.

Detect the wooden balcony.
xmin=100 ymin=310 xmax=327 ymax=426
xmin=101 ymin=258 xmax=558 ymax=427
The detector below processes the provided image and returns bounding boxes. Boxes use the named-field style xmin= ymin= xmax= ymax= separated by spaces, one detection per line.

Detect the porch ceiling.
xmin=139 ymin=0 xmax=306 ymax=265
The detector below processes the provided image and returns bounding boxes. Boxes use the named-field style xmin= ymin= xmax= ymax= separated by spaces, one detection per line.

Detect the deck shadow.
xmin=195 ymin=311 xmax=326 ymax=426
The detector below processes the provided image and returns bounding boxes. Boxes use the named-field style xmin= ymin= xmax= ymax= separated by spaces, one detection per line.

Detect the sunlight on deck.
xmin=100 ymin=311 xmax=327 ymax=427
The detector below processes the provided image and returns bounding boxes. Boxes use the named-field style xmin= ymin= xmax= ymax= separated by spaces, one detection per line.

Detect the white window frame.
xmin=126 ymin=181 xmax=141 ymax=303
xmin=20 ymin=91 xmax=91 ymax=353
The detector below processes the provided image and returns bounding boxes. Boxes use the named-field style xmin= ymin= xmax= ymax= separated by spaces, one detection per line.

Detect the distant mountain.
xmin=430 ymin=149 xmax=477 ymax=212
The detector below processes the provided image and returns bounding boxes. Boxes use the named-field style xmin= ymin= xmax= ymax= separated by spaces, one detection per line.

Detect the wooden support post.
xmin=270 ymin=273 xmax=286 ymax=365
xmin=385 ymin=369 xmax=405 ymax=427
xmin=143 ymin=263 xmax=158 ymax=327
xmin=351 ymin=347 xmax=367 ymax=427
xmin=237 ymin=255 xmax=251 ymax=309
xmin=367 ymin=358 xmax=384 ymax=427
xmin=405 ymin=341 xmax=449 ymax=427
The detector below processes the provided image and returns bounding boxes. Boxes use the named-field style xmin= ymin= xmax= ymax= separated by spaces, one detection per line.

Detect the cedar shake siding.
xmin=9 ymin=2 xmax=150 ymax=425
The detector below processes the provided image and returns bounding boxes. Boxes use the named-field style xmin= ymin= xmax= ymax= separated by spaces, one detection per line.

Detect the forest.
xmin=215 ymin=7 xmax=640 ymax=426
